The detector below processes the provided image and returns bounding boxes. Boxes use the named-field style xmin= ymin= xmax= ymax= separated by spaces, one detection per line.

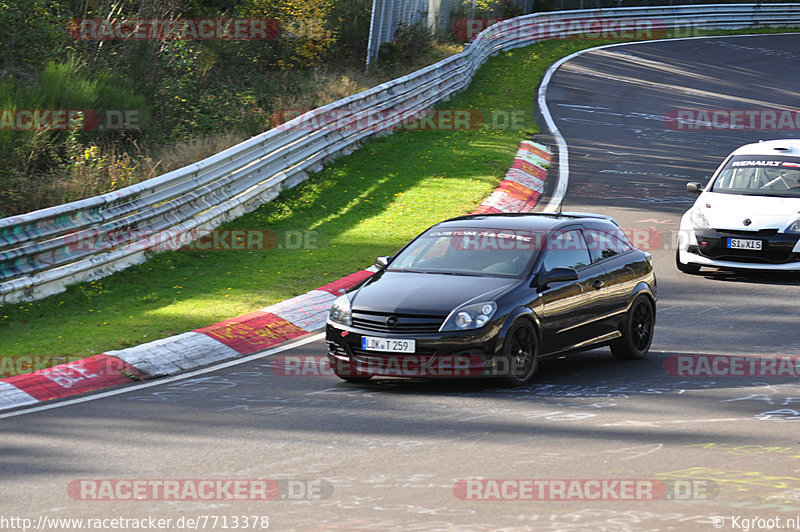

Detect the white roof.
xmin=731 ymin=139 xmax=800 ymax=157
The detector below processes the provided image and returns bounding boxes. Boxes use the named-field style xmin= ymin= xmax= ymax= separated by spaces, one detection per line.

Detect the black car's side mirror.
xmin=536 ymin=266 xmax=579 ymax=288
xmin=375 ymin=256 xmax=390 ymax=269
xmin=686 ymin=182 xmax=704 ymax=194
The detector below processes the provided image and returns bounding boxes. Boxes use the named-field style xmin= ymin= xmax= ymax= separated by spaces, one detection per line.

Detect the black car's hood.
xmin=351 ymin=271 xmax=517 ymax=315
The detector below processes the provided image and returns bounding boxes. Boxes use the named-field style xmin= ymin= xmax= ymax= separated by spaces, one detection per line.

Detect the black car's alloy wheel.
xmin=611 ymin=295 xmax=654 ymax=360
xmin=502 ymin=320 xmax=538 ymax=386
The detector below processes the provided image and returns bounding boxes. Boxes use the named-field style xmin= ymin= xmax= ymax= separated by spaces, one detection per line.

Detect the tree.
xmin=0 ymin=0 xmax=68 ymax=76
xmin=240 ymin=0 xmax=336 ymax=68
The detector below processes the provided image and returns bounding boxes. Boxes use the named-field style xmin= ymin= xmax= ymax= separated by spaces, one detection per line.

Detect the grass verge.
xmin=1 ymin=28 xmax=796 ymax=369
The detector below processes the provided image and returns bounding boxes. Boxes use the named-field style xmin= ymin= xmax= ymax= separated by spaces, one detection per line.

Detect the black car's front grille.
xmin=349 ymin=347 xmax=438 ymax=372
xmin=327 ymin=341 xmax=348 ymax=359
xmin=350 ymin=347 xmax=436 ymax=359
xmin=351 ymin=310 xmax=445 ymax=334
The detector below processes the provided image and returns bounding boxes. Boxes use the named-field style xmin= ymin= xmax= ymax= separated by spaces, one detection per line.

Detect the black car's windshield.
xmin=388 ymin=228 xmax=543 ymax=277
xmin=711 ymin=155 xmax=800 ymax=197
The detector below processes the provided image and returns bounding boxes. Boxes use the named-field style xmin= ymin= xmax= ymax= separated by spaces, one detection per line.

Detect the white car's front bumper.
xmin=677 ymin=213 xmax=800 ymax=271
xmin=677 ymin=247 xmax=800 ymax=271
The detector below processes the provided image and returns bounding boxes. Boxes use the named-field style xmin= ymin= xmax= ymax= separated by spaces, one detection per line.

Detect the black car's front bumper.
xmin=325 ymin=321 xmax=506 ymax=379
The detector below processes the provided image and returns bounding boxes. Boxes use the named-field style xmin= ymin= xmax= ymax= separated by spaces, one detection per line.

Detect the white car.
xmin=677 ymin=139 xmax=800 ymax=273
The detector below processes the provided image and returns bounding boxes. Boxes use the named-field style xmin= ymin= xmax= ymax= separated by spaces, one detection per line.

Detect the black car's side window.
xmin=584 ymin=227 xmax=634 ymax=264
xmin=542 ymin=229 xmax=592 ymax=271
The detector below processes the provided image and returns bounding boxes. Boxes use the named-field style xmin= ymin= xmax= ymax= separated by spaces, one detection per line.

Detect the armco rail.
xmin=2 ymin=4 xmax=799 ymax=303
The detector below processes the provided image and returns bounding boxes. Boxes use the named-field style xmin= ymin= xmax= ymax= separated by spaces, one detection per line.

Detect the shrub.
xmin=239 ymin=0 xmax=337 ymax=69
xmin=377 ymin=21 xmax=433 ymax=67
xmin=0 ymin=0 xmax=68 ymax=75
xmin=0 ymin=56 xmax=150 ymax=216
xmin=328 ymin=0 xmax=372 ymax=61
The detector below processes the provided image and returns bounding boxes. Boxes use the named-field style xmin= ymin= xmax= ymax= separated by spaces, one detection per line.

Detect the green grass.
xmin=1 ymin=27 xmax=797 ymax=368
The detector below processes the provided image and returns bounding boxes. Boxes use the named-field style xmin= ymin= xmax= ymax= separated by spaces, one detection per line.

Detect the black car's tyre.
xmin=675 ymin=249 xmax=701 ymax=274
xmin=501 ymin=320 xmax=538 ymax=387
xmin=611 ymin=295 xmax=655 ymax=360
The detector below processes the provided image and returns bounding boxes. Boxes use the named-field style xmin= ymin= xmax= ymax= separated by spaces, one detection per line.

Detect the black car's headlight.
xmin=785 ymin=218 xmax=800 ymax=234
xmin=329 ymin=294 xmax=352 ymax=326
xmin=441 ymin=302 xmax=497 ymax=332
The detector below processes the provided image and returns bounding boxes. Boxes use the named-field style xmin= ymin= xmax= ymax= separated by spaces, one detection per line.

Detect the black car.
xmin=326 ymin=213 xmax=657 ymax=386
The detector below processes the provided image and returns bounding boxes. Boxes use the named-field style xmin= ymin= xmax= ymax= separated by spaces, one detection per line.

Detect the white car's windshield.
xmin=711 ymin=156 xmax=800 ymax=197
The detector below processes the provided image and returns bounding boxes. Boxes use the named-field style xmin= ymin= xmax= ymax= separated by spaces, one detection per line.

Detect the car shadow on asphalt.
xmin=694 ymin=269 xmax=800 ymax=286
xmin=332 ymin=347 xmax=799 ymax=396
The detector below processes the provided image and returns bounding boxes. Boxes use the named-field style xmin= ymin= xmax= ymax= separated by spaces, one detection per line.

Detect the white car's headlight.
xmin=440 ymin=302 xmax=497 ymax=332
xmin=786 ymin=218 xmax=800 ymax=234
xmin=329 ymin=294 xmax=352 ymax=326
xmin=690 ymin=205 xmax=710 ymax=229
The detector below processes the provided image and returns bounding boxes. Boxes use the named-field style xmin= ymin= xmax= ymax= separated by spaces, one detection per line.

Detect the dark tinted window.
xmin=542 ymin=229 xmax=591 ymax=271
xmin=584 ymin=227 xmax=634 ymax=263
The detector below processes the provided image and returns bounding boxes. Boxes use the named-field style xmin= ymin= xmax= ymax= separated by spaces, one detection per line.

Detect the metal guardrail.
xmin=2 ymin=4 xmax=799 ymax=303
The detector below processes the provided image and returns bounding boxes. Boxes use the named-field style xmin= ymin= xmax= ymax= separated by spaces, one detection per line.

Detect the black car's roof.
xmin=434 ymin=212 xmax=618 ymax=232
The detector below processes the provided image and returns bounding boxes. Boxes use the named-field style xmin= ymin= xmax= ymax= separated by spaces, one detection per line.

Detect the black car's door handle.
xmin=592 ymin=279 xmax=605 ymax=289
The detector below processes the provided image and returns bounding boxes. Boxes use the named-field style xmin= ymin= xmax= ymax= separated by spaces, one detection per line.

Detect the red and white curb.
xmin=474 ymin=141 xmax=552 ymax=214
xmin=0 ymin=142 xmax=551 ymax=412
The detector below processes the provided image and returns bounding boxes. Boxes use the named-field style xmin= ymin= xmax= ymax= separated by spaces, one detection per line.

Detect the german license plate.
xmin=727 ymin=238 xmax=762 ymax=250
xmin=361 ymin=337 xmax=415 ymax=353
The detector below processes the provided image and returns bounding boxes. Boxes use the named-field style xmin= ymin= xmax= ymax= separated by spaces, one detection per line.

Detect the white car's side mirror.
xmin=686 ymin=182 xmax=704 ymax=194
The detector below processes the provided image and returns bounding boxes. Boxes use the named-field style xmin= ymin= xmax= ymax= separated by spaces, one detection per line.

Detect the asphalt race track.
xmin=3 ymin=34 xmax=800 ymax=532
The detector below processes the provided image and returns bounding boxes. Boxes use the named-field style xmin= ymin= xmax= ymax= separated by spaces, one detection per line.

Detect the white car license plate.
xmin=727 ymin=238 xmax=762 ymax=250
xmin=361 ymin=337 xmax=415 ymax=353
